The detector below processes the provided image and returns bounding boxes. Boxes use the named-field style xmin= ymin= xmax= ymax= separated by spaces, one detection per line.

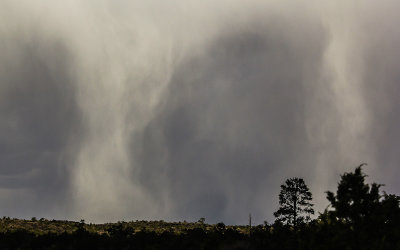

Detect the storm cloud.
xmin=0 ymin=27 xmax=82 ymax=217
xmin=0 ymin=0 xmax=399 ymax=224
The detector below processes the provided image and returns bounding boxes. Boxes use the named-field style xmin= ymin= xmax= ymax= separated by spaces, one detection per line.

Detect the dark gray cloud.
xmin=0 ymin=34 xmax=82 ymax=218
xmin=355 ymin=2 xmax=400 ymax=193
xmin=132 ymin=19 xmax=333 ymax=223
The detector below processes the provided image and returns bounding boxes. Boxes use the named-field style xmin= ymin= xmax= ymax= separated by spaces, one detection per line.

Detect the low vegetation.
xmin=0 ymin=217 xmax=245 ymax=236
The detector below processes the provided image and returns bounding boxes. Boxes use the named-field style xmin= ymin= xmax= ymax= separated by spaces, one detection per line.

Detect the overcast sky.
xmin=0 ymin=0 xmax=399 ymax=225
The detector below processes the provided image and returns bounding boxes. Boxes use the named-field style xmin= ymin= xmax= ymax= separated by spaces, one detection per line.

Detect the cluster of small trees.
xmin=272 ymin=164 xmax=400 ymax=249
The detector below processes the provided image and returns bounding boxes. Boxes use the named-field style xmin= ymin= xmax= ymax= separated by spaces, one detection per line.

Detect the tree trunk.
xmin=294 ymin=185 xmax=298 ymax=230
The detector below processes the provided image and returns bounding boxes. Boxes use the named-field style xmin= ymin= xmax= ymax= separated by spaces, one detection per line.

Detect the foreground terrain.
xmin=1 ymin=167 xmax=399 ymax=249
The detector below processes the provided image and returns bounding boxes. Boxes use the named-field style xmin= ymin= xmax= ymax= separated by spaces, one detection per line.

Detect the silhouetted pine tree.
xmin=274 ymin=177 xmax=314 ymax=230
